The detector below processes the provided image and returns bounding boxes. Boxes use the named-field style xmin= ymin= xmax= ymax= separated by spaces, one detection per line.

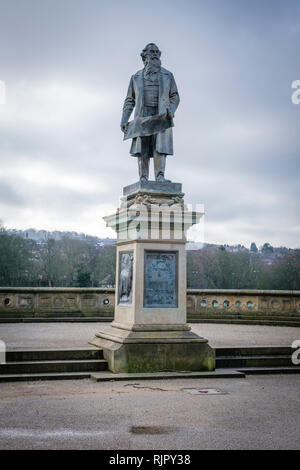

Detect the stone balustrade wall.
xmin=186 ymin=289 xmax=300 ymax=325
xmin=0 ymin=288 xmax=115 ymax=320
xmin=0 ymin=287 xmax=300 ymax=325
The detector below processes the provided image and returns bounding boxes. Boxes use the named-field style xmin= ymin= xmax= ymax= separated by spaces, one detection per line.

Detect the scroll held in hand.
xmin=123 ymin=112 xmax=174 ymax=141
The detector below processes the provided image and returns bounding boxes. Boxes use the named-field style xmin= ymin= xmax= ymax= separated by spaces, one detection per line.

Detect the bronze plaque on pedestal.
xmin=144 ymin=251 xmax=178 ymax=308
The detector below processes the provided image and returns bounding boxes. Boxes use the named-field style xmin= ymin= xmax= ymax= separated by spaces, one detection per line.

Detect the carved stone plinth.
xmin=90 ymin=324 xmax=215 ymax=373
xmin=123 ymin=180 xmax=182 ymax=196
xmin=89 ymin=181 xmax=215 ymax=373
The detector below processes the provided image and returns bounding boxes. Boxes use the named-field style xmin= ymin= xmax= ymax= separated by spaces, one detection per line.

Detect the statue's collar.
xmin=135 ymin=68 xmax=169 ymax=77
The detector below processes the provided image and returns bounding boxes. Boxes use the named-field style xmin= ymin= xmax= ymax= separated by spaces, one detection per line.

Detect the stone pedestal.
xmin=89 ymin=181 xmax=215 ymax=373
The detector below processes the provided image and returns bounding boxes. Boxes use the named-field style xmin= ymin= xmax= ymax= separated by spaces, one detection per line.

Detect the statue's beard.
xmin=144 ymin=56 xmax=161 ymax=74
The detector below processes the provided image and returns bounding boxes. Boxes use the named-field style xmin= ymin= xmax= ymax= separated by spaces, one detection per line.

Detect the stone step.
xmin=1 ymin=316 xmax=300 ymax=326
xmin=90 ymin=369 xmax=246 ymax=382
xmin=237 ymin=366 xmax=300 ymax=375
xmin=0 ymin=372 xmax=93 ymax=382
xmin=188 ymin=312 xmax=300 ymax=318
xmin=6 ymin=348 xmax=103 ymax=362
xmin=0 ymin=317 xmax=113 ymax=323
xmin=189 ymin=316 xmax=300 ymax=322
xmin=0 ymin=359 xmax=108 ymax=374
xmin=216 ymin=346 xmax=292 ymax=357
xmin=1 ymin=366 xmax=299 ymax=382
xmin=1 ymin=347 xmax=298 ymax=381
xmin=188 ymin=318 xmax=300 ymax=326
xmin=216 ymin=355 xmax=295 ymax=368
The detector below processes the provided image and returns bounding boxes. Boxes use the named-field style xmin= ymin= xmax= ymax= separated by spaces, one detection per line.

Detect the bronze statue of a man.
xmin=121 ymin=43 xmax=180 ymax=182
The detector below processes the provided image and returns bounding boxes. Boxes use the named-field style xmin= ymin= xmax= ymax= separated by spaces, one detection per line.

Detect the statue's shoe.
xmin=156 ymin=175 xmax=171 ymax=183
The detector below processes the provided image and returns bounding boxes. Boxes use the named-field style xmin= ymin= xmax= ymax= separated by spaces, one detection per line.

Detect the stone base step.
xmin=0 ymin=317 xmax=113 ymax=323
xmin=90 ymin=369 xmax=246 ymax=382
xmin=188 ymin=313 xmax=300 ymax=319
xmin=0 ymin=372 xmax=92 ymax=382
xmin=1 ymin=317 xmax=300 ymax=326
xmin=6 ymin=348 xmax=103 ymax=362
xmin=1 ymin=366 xmax=299 ymax=382
xmin=1 ymin=347 xmax=298 ymax=382
xmin=237 ymin=366 xmax=300 ymax=375
xmin=0 ymin=359 xmax=108 ymax=374
xmin=188 ymin=318 xmax=300 ymax=327
xmin=216 ymin=346 xmax=292 ymax=356
xmin=217 ymin=355 xmax=295 ymax=368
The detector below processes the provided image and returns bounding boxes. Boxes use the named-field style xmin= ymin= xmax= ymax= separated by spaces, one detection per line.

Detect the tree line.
xmin=0 ymin=225 xmax=299 ymax=289
xmin=187 ymin=245 xmax=300 ymax=290
xmin=0 ymin=225 xmax=115 ymax=287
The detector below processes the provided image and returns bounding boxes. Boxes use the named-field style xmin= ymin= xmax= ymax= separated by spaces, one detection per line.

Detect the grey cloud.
xmin=0 ymin=180 xmax=24 ymax=206
xmin=0 ymin=0 xmax=299 ymax=247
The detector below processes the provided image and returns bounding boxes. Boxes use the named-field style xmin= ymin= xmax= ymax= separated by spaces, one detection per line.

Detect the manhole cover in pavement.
xmin=182 ymin=388 xmax=227 ymax=395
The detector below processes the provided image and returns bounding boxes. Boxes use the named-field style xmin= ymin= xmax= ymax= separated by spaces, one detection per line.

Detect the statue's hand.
xmin=121 ymin=122 xmax=129 ymax=133
xmin=166 ymin=108 xmax=174 ymax=119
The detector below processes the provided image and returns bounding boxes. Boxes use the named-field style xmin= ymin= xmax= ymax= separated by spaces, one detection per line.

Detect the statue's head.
xmin=141 ymin=43 xmax=161 ymax=63
xmin=122 ymin=254 xmax=130 ymax=268
xmin=141 ymin=42 xmax=161 ymax=73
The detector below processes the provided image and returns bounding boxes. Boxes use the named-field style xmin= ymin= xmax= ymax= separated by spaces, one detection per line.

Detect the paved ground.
xmin=1 ymin=323 xmax=300 ymax=450
xmin=0 ymin=375 xmax=300 ymax=449
xmin=0 ymin=322 xmax=299 ymax=349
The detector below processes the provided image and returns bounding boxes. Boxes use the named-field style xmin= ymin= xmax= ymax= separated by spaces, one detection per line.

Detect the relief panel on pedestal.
xmin=118 ymin=251 xmax=134 ymax=305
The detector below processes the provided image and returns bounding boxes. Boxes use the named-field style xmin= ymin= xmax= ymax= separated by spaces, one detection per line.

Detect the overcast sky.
xmin=0 ymin=0 xmax=299 ymax=247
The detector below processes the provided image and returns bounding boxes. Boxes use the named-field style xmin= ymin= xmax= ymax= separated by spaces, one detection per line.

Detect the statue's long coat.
xmin=121 ymin=67 xmax=180 ymax=156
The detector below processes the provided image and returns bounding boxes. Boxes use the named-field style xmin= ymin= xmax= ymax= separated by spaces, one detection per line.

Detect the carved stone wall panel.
xmin=259 ymin=297 xmax=269 ymax=311
xmin=53 ymin=296 xmax=65 ymax=309
xmin=282 ymin=299 xmax=292 ymax=312
xmin=17 ymin=295 xmax=34 ymax=309
xmin=80 ymin=294 xmax=98 ymax=309
xmin=271 ymin=299 xmax=281 ymax=311
xmin=65 ymin=295 xmax=79 ymax=308
xmin=186 ymin=295 xmax=196 ymax=312
xmin=38 ymin=295 xmax=53 ymax=309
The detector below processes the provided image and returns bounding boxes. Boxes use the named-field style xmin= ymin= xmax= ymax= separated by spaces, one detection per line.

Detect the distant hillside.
xmin=7 ymin=228 xmax=116 ymax=247
xmin=6 ymin=229 xmax=296 ymax=257
xmin=1 ymin=226 xmax=299 ymax=289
